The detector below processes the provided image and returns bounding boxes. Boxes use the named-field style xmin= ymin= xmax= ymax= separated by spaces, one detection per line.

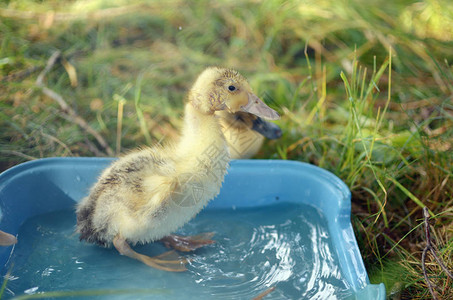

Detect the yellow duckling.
xmin=217 ymin=111 xmax=282 ymax=159
xmin=76 ymin=67 xmax=279 ymax=272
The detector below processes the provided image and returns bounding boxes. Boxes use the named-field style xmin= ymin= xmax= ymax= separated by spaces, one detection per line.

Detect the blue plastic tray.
xmin=0 ymin=158 xmax=385 ymax=299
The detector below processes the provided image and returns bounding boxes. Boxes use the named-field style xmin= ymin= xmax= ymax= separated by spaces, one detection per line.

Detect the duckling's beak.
xmin=252 ymin=117 xmax=282 ymax=139
xmin=241 ymin=93 xmax=280 ymax=120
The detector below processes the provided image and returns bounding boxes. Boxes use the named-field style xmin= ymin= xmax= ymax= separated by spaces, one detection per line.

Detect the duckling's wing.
xmin=76 ymin=148 xmax=175 ymax=245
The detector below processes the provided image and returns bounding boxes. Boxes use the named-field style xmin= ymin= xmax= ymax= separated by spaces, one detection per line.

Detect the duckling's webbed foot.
xmin=160 ymin=232 xmax=215 ymax=252
xmin=113 ymin=235 xmax=187 ymax=272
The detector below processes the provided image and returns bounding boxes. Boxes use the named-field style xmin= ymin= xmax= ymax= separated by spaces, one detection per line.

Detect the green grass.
xmin=1 ymin=0 xmax=452 ymax=298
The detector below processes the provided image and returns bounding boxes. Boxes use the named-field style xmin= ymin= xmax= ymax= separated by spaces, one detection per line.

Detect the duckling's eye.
xmin=228 ymin=85 xmax=236 ymax=91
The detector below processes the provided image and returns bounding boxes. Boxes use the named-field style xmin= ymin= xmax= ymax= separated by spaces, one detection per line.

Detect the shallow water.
xmin=3 ymin=203 xmax=353 ymax=299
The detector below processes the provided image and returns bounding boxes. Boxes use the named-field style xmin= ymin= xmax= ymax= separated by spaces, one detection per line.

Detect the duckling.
xmin=76 ymin=67 xmax=279 ymax=272
xmin=217 ymin=111 xmax=282 ymax=159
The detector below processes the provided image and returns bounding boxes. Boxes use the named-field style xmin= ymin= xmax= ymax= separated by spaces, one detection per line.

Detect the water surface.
xmin=3 ymin=203 xmax=353 ymax=299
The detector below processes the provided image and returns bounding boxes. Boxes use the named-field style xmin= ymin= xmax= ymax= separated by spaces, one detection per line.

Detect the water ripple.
xmin=182 ymin=203 xmax=352 ymax=299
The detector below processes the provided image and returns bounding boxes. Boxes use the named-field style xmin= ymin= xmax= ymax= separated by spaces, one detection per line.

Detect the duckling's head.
xmin=189 ymin=67 xmax=279 ymax=120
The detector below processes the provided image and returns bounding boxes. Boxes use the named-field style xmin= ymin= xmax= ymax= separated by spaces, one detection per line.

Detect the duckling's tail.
xmin=76 ymin=198 xmax=110 ymax=247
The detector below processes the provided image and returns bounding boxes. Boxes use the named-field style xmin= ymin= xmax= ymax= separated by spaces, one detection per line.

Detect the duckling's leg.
xmin=160 ymin=232 xmax=215 ymax=252
xmin=113 ymin=235 xmax=188 ymax=272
